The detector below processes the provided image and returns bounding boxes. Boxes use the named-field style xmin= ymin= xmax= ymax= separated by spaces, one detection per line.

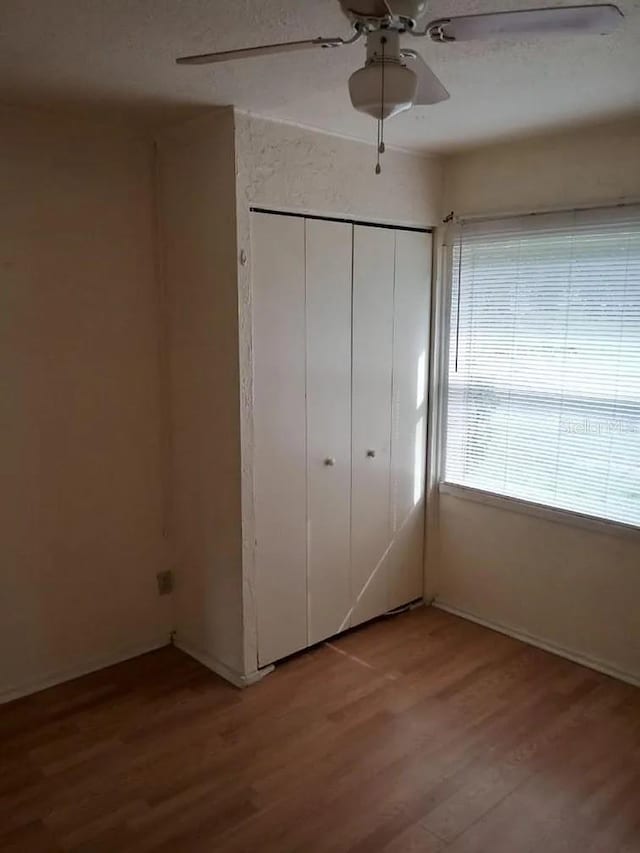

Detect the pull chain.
xmin=375 ymin=36 xmax=386 ymax=175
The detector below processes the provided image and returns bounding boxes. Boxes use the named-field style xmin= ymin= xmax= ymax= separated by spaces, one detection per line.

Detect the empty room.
xmin=1 ymin=1 xmax=639 ymax=851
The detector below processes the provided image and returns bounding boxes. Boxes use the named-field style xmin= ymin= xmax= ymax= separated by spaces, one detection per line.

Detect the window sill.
xmin=438 ymin=482 xmax=640 ymax=539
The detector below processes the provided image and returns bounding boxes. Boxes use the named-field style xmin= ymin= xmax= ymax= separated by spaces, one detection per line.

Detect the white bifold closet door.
xmin=305 ymin=218 xmax=353 ymax=645
xmin=252 ymin=213 xmax=352 ymax=665
xmin=350 ymin=225 xmax=396 ymax=627
xmin=350 ymin=227 xmax=431 ymax=624
xmin=388 ymin=229 xmax=431 ymax=610
xmin=252 ymin=213 xmax=308 ymax=666
xmin=252 ymin=212 xmax=431 ymax=667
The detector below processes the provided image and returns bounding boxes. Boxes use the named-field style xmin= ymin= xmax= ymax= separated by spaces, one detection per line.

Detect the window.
xmin=443 ymin=205 xmax=640 ymax=529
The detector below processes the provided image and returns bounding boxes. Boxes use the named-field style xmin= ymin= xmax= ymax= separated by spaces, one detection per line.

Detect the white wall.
xmin=156 ymin=108 xmax=246 ymax=679
xmin=443 ymin=117 xmax=640 ymax=215
xmin=234 ymin=111 xmax=444 ymax=674
xmin=435 ymin=118 xmax=640 ymax=684
xmin=5 ymin=103 xmax=636 ymax=696
xmin=0 ymin=108 xmax=171 ymax=701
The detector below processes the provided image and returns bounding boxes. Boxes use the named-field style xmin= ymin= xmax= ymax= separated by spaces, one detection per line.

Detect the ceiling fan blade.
xmin=176 ymin=34 xmax=358 ymax=65
xmin=401 ymin=50 xmax=449 ymax=104
xmin=425 ymin=4 xmax=623 ymax=43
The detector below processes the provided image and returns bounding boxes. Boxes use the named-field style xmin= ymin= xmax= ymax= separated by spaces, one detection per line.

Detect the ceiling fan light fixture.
xmin=348 ymin=61 xmax=417 ymax=119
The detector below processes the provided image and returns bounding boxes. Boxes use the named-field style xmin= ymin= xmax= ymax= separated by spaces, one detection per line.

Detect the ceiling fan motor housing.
xmin=339 ymin=0 xmax=427 ymax=28
xmin=349 ymin=30 xmax=417 ymax=119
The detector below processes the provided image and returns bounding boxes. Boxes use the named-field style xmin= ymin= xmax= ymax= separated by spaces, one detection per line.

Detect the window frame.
xmin=433 ymin=206 xmax=640 ymax=538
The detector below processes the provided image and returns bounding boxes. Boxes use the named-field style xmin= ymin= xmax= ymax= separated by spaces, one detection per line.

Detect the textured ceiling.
xmin=1 ymin=0 xmax=639 ymax=151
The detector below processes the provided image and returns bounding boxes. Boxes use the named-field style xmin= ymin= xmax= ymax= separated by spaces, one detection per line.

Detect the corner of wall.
xmin=155 ymin=107 xmax=245 ymax=676
xmin=232 ymin=109 xmax=260 ymax=678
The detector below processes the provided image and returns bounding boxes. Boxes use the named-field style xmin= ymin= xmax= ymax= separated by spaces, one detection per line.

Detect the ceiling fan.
xmin=176 ymin=1 xmax=624 ymax=172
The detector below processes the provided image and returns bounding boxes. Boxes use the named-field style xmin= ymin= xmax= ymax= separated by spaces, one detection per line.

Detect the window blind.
xmin=444 ymin=204 xmax=640 ymax=528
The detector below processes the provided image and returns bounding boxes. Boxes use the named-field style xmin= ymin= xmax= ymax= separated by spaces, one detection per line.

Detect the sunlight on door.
xmin=414 ymin=350 xmax=426 ymax=506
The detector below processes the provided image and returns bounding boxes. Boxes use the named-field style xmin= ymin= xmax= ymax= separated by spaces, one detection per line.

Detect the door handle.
xmin=324 ymin=457 xmax=336 ymax=467
xmin=366 ymin=449 xmax=376 ymax=458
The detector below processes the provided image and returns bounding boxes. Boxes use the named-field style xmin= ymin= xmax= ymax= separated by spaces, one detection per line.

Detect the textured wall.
xmin=0 ymin=108 xmax=171 ymax=700
xmin=156 ymin=108 xmax=245 ymax=677
xmin=235 ymin=112 xmax=443 ymax=228
xmin=436 ymin=118 xmax=640 ymax=683
xmin=234 ymin=111 xmax=444 ymax=673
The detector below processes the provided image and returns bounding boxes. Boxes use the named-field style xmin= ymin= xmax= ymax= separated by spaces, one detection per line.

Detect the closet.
xmin=252 ymin=211 xmax=431 ymax=667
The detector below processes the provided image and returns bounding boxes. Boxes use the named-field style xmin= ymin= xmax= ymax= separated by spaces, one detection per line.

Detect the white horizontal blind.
xmin=445 ymin=205 xmax=640 ymax=528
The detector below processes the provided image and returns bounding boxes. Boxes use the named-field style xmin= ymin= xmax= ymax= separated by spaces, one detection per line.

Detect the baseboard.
xmin=0 ymin=637 xmax=170 ymax=705
xmin=175 ymin=639 xmax=274 ymax=689
xmin=433 ymin=600 xmax=640 ymax=688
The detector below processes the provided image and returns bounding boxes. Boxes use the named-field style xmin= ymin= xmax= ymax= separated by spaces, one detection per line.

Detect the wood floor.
xmin=1 ymin=607 xmax=639 ymax=853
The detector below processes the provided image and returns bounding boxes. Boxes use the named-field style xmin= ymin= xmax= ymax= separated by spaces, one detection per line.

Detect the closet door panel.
xmin=350 ymin=225 xmax=395 ymax=627
xmin=306 ymin=219 xmax=353 ymax=644
xmin=252 ymin=213 xmax=307 ymax=666
xmin=388 ymin=230 xmax=432 ymax=610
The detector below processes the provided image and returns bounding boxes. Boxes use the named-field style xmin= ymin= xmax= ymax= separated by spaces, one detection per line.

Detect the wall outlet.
xmin=156 ymin=570 xmax=174 ymax=596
